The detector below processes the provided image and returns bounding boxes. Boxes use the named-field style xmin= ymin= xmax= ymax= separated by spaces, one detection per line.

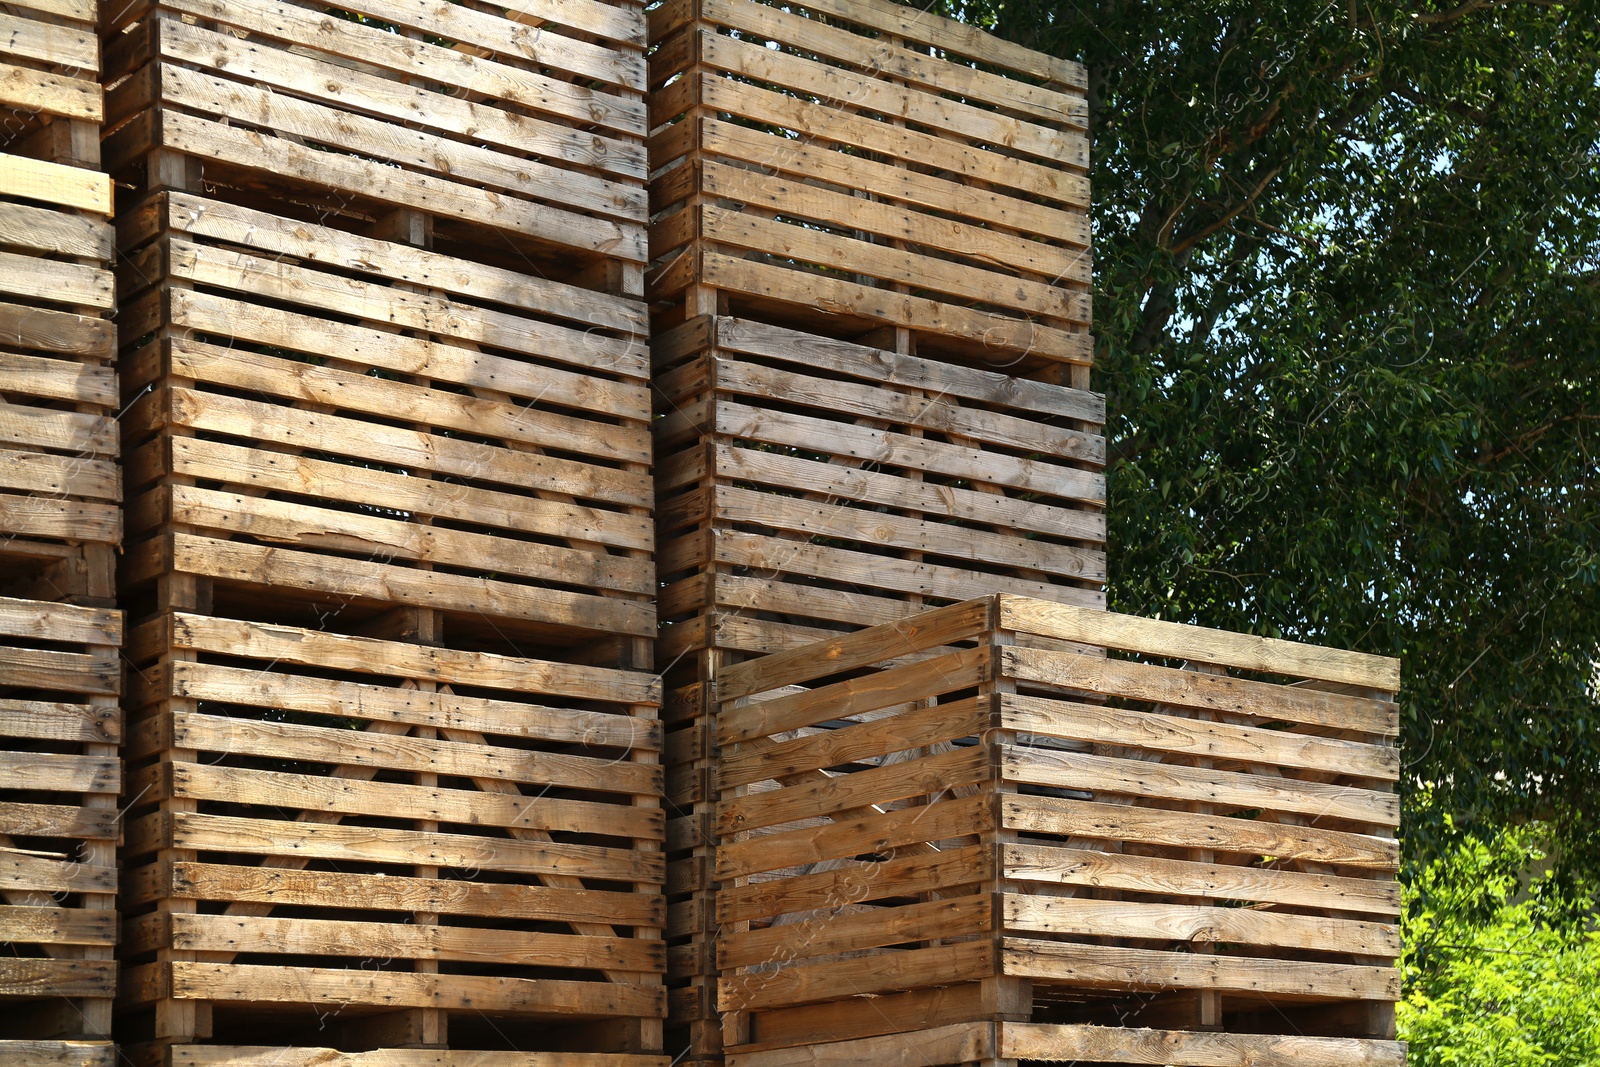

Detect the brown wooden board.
xmin=0 ymin=596 xmax=122 ymax=1048
xmin=119 ymin=610 xmax=665 ymax=1058
xmin=102 ymin=0 xmax=648 ymax=286
xmin=647 ymin=0 xmax=1089 ymax=369
xmin=116 ymin=192 xmax=655 ymax=647
xmin=702 ymin=595 xmax=1401 ymax=1061
xmin=0 ymin=7 xmax=117 ymax=602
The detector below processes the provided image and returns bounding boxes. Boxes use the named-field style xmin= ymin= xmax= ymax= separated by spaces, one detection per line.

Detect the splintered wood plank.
xmin=1001 ymin=937 xmax=1397 ymax=1000
xmin=134 ymin=961 xmax=664 ymax=1016
xmin=998 ymin=596 xmax=1402 ymax=691
xmin=149 ymin=861 xmax=660 ymax=926
xmin=999 ymin=1023 xmax=1405 ymax=1066
xmin=0 ymin=301 xmax=112 ymax=356
xmin=0 ymin=153 xmax=110 ymax=213
xmin=0 ymin=252 xmax=111 ymax=309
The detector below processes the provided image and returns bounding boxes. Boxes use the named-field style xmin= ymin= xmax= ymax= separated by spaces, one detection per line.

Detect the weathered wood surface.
xmin=103 ymin=0 xmax=648 ymax=280
xmin=117 ymin=192 xmax=655 ymax=642
xmin=705 ymin=594 xmax=1401 ymax=1056
xmin=0 ymin=596 xmax=122 ymax=1044
xmin=120 ymin=610 xmax=666 ymax=1045
xmin=655 ymin=317 xmax=1104 ymax=662
xmin=648 ymin=0 xmax=1089 ymax=365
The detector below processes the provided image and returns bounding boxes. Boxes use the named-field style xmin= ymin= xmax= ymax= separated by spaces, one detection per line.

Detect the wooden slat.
xmin=0 ymin=596 xmax=121 ymax=645
xmin=164 ymin=612 xmax=660 ymax=704
xmin=1002 ymin=894 xmax=1398 ymax=957
xmin=0 ymin=202 xmax=112 ymax=258
xmin=170 ymin=1048 xmax=667 ymax=1066
xmin=157 ymin=192 xmax=645 ymax=333
xmin=999 ymin=1023 xmax=1405 ymax=1066
xmin=1001 ymin=936 xmax=1397 ymax=1000
xmin=718 ymin=598 xmax=989 ymax=701
xmin=135 ymin=961 xmax=663 ymax=1016
xmin=998 ymin=596 xmax=1401 ymax=691
xmin=0 ymin=153 xmax=110 ymax=214
xmin=148 ymin=861 xmax=660 ymax=926
xmin=0 ymin=62 xmax=100 ymax=122
xmin=1001 ymin=795 xmax=1398 ymax=871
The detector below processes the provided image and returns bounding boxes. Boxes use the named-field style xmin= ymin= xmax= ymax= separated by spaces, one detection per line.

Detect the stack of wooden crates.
xmin=1 ymin=3 xmax=123 ymax=1064
xmin=644 ymin=2 xmax=1101 ymax=1062
xmin=100 ymin=0 xmax=667 ymax=1062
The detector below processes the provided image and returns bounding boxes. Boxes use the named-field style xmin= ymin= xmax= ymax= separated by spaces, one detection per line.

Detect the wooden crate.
xmin=116 ymin=191 xmax=655 ymax=654
xmin=648 ymin=0 xmax=1090 ymax=375
xmin=656 ymin=315 xmax=1105 ymax=664
xmin=652 ymin=312 xmax=1104 ymax=1064
xmin=118 ymin=609 xmax=667 ymax=1066
xmin=708 ymin=594 xmax=1403 ymax=1065
xmin=1 ymin=0 xmax=119 ymax=609
xmin=0 ymin=595 xmax=122 ymax=1065
xmin=102 ymin=0 xmax=648 ymax=292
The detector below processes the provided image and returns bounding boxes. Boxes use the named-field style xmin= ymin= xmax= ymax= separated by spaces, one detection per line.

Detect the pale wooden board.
xmin=0 ymin=153 xmax=109 ymax=213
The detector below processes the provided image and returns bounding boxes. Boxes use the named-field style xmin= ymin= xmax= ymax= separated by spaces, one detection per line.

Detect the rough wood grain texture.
xmin=104 ymin=0 xmax=648 ymax=279
xmin=648 ymin=0 xmax=1089 ymax=367
xmin=0 ymin=597 xmax=122 ymax=1044
xmin=706 ymin=594 xmax=1401 ymax=1062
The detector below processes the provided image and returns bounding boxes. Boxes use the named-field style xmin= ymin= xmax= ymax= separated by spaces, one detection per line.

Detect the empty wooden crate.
xmin=710 ymin=594 xmax=1403 ymax=1067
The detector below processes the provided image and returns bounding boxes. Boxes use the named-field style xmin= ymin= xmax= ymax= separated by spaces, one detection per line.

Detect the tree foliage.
xmin=1400 ymin=819 xmax=1600 ymax=1065
xmin=948 ymin=0 xmax=1600 ymax=873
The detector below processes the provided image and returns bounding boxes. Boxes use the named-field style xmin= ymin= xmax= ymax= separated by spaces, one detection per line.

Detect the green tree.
xmin=1400 ymin=821 xmax=1600 ymax=1065
xmin=955 ymin=0 xmax=1600 ymax=873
